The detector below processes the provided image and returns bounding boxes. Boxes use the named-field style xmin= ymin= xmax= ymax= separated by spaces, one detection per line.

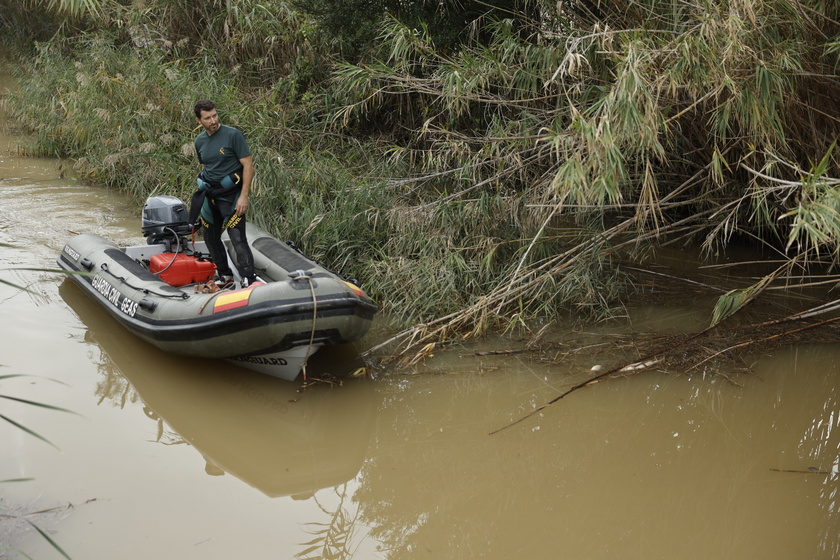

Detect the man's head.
xmin=194 ymin=99 xmax=215 ymax=119
xmin=195 ymin=99 xmax=220 ymax=135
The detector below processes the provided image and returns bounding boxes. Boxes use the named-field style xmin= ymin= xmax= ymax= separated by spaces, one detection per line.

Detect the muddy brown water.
xmin=1 ymin=105 xmax=839 ymax=560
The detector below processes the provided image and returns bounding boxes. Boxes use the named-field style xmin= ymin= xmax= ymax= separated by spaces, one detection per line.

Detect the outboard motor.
xmin=142 ymin=195 xmax=193 ymax=251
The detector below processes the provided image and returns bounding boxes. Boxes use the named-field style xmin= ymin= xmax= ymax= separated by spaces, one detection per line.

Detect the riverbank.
xmin=3 ymin=1 xmax=840 ymax=361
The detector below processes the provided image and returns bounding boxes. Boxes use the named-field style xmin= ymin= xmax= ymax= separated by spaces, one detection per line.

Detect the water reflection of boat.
xmin=60 ymin=280 xmax=375 ymax=498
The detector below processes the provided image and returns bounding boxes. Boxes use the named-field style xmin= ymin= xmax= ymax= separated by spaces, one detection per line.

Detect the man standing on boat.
xmin=192 ymin=99 xmax=257 ymax=287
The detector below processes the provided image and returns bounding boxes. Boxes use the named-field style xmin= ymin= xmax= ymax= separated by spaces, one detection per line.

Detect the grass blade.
xmin=0 ymin=413 xmax=58 ymax=449
xmin=0 ymin=395 xmax=76 ymax=415
xmin=24 ymin=520 xmax=73 ymax=560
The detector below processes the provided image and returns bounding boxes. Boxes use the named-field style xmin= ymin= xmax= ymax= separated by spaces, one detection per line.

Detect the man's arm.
xmin=235 ymin=155 xmax=254 ymax=216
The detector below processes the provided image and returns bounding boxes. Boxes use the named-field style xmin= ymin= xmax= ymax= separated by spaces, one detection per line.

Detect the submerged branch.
xmin=693 ymin=315 xmax=840 ymax=370
xmin=489 ymin=328 xmax=711 ymax=435
xmin=489 ymin=288 xmax=840 ymax=435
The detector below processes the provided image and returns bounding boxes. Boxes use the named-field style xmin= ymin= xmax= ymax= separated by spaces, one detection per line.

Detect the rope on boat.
xmin=100 ymin=263 xmax=189 ymax=300
xmin=291 ymin=270 xmax=318 ymax=382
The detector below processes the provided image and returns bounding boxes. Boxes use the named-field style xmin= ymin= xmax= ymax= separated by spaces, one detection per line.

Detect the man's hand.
xmin=237 ymin=154 xmax=254 ymax=216
xmin=235 ymin=195 xmax=249 ymax=216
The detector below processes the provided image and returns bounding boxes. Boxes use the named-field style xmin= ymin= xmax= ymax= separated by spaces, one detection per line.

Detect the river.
xmin=1 ymin=94 xmax=838 ymax=559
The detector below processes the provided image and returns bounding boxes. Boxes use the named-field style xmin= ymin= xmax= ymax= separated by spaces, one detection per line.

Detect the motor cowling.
xmin=142 ymin=195 xmax=193 ymax=246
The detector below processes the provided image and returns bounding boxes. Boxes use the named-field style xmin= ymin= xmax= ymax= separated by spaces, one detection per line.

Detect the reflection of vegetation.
xmin=142 ymin=406 xmax=188 ymax=446
xmin=93 ymin=366 xmax=139 ymax=408
xmin=296 ymin=484 xmax=360 ymax=560
xmin=793 ymin=365 xmax=840 ymax=559
xmin=92 ymin=369 xmax=186 ymax=445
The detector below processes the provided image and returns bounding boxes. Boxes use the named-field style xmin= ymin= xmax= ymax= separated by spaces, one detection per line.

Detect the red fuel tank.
xmin=150 ymin=253 xmax=216 ymax=286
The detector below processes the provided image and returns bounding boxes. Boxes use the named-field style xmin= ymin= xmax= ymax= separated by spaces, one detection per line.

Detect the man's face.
xmin=197 ymin=108 xmax=220 ymax=135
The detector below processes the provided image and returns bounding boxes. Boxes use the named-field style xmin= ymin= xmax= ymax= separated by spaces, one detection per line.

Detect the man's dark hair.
xmin=194 ymin=99 xmax=216 ymax=119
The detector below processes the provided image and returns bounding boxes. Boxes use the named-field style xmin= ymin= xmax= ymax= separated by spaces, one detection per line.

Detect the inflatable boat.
xmin=57 ymin=195 xmax=377 ymax=381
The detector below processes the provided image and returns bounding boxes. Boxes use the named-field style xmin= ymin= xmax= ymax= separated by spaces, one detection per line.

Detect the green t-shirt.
xmin=194 ymin=124 xmax=251 ymax=183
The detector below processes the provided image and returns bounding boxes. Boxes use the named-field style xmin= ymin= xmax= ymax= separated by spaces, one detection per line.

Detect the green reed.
xmin=4 ymin=0 xmax=840 ymax=352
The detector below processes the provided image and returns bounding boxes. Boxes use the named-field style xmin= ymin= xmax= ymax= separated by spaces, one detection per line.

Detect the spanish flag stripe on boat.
xmin=343 ymin=281 xmax=366 ymax=297
xmin=214 ymin=287 xmax=256 ymax=313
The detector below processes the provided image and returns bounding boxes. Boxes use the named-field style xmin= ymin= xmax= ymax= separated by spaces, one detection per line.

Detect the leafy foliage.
xmin=291 ymin=0 xmax=540 ymax=54
xmin=4 ymin=0 xmax=840 ymax=353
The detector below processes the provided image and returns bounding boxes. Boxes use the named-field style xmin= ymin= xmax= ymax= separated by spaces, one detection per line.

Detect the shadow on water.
xmin=59 ymin=278 xmax=376 ymax=499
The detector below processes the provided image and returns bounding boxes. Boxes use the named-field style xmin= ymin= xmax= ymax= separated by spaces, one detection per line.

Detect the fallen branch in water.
xmin=490 ymin=288 xmax=840 ymax=435
xmin=474 ymin=349 xmax=533 ymax=356
xmin=623 ymin=266 xmax=728 ymax=293
xmin=489 ymin=330 xmax=708 ymax=435
xmin=770 ymin=467 xmax=835 ymax=475
xmin=690 ymin=315 xmax=840 ymax=371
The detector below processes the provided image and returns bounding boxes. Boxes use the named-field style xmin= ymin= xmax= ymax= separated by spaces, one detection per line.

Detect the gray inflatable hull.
xmin=57 ymin=223 xmax=377 ymax=380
